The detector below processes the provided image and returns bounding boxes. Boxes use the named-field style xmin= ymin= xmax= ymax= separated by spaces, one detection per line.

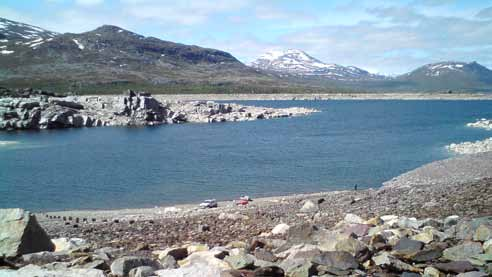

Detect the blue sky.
xmin=1 ymin=0 xmax=492 ymax=74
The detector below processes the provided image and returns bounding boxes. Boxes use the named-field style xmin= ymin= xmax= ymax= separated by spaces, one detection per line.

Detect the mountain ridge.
xmin=1 ymin=17 xmax=491 ymax=93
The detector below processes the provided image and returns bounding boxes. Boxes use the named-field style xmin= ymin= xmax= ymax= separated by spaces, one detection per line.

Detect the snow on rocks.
xmin=72 ymin=39 xmax=85 ymax=50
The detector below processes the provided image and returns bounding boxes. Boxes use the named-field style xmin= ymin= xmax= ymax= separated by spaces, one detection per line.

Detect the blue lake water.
xmin=1 ymin=100 xmax=492 ymax=211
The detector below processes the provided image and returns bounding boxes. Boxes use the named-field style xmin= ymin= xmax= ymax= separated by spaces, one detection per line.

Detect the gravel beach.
xmin=37 ymin=151 xmax=492 ymax=252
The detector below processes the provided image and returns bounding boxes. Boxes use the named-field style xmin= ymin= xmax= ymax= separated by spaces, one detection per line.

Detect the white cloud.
xmin=75 ymin=0 xmax=104 ymax=6
xmin=121 ymin=0 xmax=250 ymax=25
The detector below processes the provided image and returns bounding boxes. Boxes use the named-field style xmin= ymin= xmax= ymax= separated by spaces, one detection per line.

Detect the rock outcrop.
xmin=0 ymin=209 xmax=54 ymax=258
xmin=0 ymin=90 xmax=317 ymax=131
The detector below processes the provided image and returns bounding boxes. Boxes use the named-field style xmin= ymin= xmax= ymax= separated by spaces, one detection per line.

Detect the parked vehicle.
xmin=199 ymin=199 xmax=218 ymax=209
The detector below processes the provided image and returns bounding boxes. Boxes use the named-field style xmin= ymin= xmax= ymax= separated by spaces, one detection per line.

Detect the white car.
xmin=199 ymin=199 xmax=218 ymax=209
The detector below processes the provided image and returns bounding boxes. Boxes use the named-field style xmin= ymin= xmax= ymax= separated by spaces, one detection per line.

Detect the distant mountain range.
xmin=1 ymin=17 xmax=491 ymax=94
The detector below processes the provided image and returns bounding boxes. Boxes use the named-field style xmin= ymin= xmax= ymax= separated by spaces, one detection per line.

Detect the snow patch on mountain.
xmin=72 ymin=39 xmax=85 ymax=50
xmin=0 ymin=17 xmax=58 ymax=50
xmin=422 ymin=62 xmax=468 ymax=77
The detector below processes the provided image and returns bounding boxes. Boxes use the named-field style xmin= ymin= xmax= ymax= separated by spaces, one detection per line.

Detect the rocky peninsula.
xmin=0 ymin=89 xmax=316 ymax=131
xmin=1 ymin=151 xmax=492 ymax=276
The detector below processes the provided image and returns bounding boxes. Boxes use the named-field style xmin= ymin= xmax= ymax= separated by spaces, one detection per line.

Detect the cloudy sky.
xmin=2 ymin=0 xmax=492 ymax=74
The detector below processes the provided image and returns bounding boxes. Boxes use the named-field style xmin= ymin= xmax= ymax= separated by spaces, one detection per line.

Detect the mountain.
xmin=0 ymin=17 xmax=277 ymax=94
xmin=1 ymin=17 xmax=491 ymax=93
xmin=396 ymin=61 xmax=492 ymax=91
xmin=249 ymin=49 xmax=385 ymax=81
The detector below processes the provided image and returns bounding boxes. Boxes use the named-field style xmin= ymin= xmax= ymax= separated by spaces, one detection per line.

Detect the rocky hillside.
xmin=396 ymin=61 xmax=492 ymax=92
xmin=0 ymin=17 xmax=277 ymax=94
xmin=250 ymin=49 xmax=385 ymax=81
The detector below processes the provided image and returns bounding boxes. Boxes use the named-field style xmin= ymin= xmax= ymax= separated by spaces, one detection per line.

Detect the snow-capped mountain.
xmin=397 ymin=61 xmax=492 ymax=91
xmin=0 ymin=18 xmax=58 ymax=55
xmin=250 ymin=49 xmax=385 ymax=81
xmin=411 ymin=61 xmax=476 ymax=77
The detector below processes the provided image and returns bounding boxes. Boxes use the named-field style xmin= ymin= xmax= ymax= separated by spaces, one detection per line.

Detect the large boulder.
xmin=0 ymin=209 xmax=55 ymax=258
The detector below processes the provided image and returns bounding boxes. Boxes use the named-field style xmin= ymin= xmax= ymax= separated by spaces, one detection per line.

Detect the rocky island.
xmin=0 ymin=88 xmax=317 ymax=131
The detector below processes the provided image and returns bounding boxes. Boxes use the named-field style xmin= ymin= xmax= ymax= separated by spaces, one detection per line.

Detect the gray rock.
xmin=392 ymin=237 xmax=424 ymax=255
xmin=300 ymin=200 xmax=318 ymax=213
xmin=0 ymin=264 xmax=105 ymax=277
xmin=0 ymin=209 xmax=55 ymax=258
xmin=443 ymin=242 xmax=483 ymax=261
xmin=372 ymin=252 xmax=420 ymax=273
xmin=129 ymin=266 xmax=155 ymax=277
xmin=224 ymin=253 xmax=255 ymax=270
xmin=159 ymin=255 xmax=178 ymax=269
xmin=311 ymin=251 xmax=359 ymax=270
xmin=110 ymin=256 xmax=162 ymax=277
xmin=456 ymin=272 xmax=488 ymax=277
xmin=22 ymin=251 xmax=68 ymax=264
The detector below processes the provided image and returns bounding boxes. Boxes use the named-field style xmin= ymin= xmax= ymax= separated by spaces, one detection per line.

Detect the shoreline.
xmin=36 ymin=189 xmax=361 ymax=220
xmin=153 ymin=92 xmax=492 ymax=101
xmin=37 ymin=151 xmax=492 ymax=221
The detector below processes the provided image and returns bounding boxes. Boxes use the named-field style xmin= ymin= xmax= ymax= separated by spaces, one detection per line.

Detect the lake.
xmin=1 ymin=100 xmax=492 ymax=211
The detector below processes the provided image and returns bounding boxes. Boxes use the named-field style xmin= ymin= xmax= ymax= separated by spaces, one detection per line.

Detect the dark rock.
xmin=392 ymin=237 xmax=424 ymax=255
xmin=253 ymin=266 xmax=284 ymax=277
xmin=405 ymin=248 xmax=442 ymax=262
xmin=50 ymin=99 xmax=84 ymax=110
xmin=434 ymin=261 xmax=476 ymax=273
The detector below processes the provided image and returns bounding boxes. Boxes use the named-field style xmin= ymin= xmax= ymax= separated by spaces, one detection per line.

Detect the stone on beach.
xmin=110 ymin=256 xmax=162 ymax=277
xmin=271 ymin=223 xmax=290 ymax=235
xmin=299 ymin=200 xmax=318 ymax=213
xmin=0 ymin=264 xmax=106 ymax=277
xmin=0 ymin=208 xmax=55 ymax=258
xmin=51 ymin=237 xmax=88 ymax=252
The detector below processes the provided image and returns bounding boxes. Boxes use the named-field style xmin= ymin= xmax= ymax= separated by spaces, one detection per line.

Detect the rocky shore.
xmin=0 ymin=89 xmax=316 ymax=131
xmin=446 ymin=118 xmax=492 ymax=155
xmin=446 ymin=139 xmax=492 ymax=155
xmin=1 ymin=150 xmax=492 ymax=276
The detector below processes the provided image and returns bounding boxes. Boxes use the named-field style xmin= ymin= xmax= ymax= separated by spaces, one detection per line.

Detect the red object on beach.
xmin=236 ymin=199 xmax=249 ymax=205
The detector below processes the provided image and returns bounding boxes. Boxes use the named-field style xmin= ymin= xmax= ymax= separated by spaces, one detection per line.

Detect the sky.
xmin=1 ymin=0 xmax=492 ymax=74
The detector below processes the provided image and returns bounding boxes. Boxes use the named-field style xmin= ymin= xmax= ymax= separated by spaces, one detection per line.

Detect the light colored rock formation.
xmin=467 ymin=118 xmax=492 ymax=130
xmin=0 ymin=90 xmax=317 ymax=131
xmin=446 ymin=138 xmax=492 ymax=154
